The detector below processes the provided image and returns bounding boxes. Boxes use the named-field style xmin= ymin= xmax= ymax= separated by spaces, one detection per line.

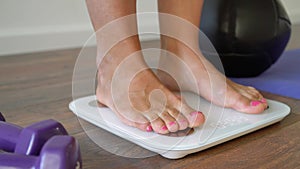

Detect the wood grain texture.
xmin=0 ymin=44 xmax=299 ymax=169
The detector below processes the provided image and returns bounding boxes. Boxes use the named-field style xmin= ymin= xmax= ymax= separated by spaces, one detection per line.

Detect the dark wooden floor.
xmin=0 ymin=45 xmax=300 ymax=169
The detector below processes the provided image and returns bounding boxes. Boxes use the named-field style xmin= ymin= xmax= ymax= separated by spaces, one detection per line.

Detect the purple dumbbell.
xmin=0 ymin=115 xmax=68 ymax=155
xmin=0 ymin=135 xmax=82 ymax=169
xmin=0 ymin=112 xmax=82 ymax=168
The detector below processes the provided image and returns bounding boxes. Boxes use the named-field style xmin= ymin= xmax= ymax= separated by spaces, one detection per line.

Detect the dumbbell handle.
xmin=0 ymin=136 xmax=82 ymax=169
xmin=15 ymin=119 xmax=69 ymax=155
xmin=0 ymin=119 xmax=68 ymax=155
xmin=0 ymin=121 xmax=22 ymax=152
xmin=0 ymin=153 xmax=37 ymax=169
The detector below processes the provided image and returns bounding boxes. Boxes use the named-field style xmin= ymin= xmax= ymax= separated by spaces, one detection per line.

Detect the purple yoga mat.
xmin=231 ymin=49 xmax=300 ymax=99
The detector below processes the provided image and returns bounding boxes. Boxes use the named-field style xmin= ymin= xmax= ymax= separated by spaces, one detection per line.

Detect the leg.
xmin=158 ymin=0 xmax=268 ymax=114
xmin=86 ymin=0 xmax=205 ymax=134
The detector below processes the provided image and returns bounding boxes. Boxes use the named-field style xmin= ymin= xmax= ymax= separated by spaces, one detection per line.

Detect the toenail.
xmin=146 ymin=125 xmax=153 ymax=132
xmin=169 ymin=121 xmax=176 ymax=126
xmin=251 ymin=101 xmax=261 ymax=106
xmin=161 ymin=125 xmax=168 ymax=130
xmin=260 ymin=98 xmax=267 ymax=103
xmin=190 ymin=111 xmax=202 ymax=116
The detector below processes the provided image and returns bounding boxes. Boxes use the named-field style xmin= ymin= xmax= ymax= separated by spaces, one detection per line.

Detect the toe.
xmin=231 ymin=94 xmax=266 ymax=114
xmin=151 ymin=118 xmax=169 ymax=134
xmin=143 ymin=112 xmax=169 ymax=134
xmin=134 ymin=122 xmax=151 ymax=132
xmin=241 ymin=87 xmax=268 ymax=110
xmin=246 ymin=86 xmax=263 ymax=100
xmin=159 ymin=111 xmax=179 ymax=132
xmin=259 ymin=98 xmax=269 ymax=109
xmin=179 ymin=104 xmax=205 ymax=128
xmin=228 ymin=83 xmax=267 ymax=113
xmin=166 ymin=107 xmax=189 ymax=130
xmin=231 ymin=82 xmax=263 ymax=101
xmin=167 ymin=91 xmax=205 ymax=129
xmin=186 ymin=111 xmax=205 ymax=128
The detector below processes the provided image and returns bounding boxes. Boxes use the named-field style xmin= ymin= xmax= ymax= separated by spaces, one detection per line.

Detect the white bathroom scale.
xmin=69 ymin=92 xmax=290 ymax=159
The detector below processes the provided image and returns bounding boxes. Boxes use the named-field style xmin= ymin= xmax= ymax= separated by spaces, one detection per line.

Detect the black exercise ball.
xmin=200 ymin=0 xmax=291 ymax=77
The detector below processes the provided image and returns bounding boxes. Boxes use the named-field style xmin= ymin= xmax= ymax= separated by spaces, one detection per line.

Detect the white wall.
xmin=0 ymin=0 xmax=91 ymax=56
xmin=281 ymin=0 xmax=300 ymax=50
xmin=281 ymin=0 xmax=300 ymax=24
xmin=0 ymin=0 xmax=298 ymax=56
xmin=0 ymin=0 xmax=158 ymax=56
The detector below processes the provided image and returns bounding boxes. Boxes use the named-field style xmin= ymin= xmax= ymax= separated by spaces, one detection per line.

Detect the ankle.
xmin=97 ymin=35 xmax=142 ymax=65
xmin=161 ymin=36 xmax=181 ymax=51
xmin=161 ymin=36 xmax=199 ymax=55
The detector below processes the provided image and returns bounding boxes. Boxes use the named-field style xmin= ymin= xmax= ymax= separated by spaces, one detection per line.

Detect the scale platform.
xmin=69 ymin=92 xmax=290 ymax=159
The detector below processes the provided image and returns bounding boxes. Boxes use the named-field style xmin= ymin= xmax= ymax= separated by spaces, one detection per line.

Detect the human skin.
xmin=85 ymin=0 xmax=267 ymax=134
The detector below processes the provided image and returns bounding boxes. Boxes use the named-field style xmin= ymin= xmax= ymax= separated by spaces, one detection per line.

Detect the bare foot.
xmin=96 ymin=37 xmax=205 ymax=134
xmin=158 ymin=37 xmax=268 ymax=114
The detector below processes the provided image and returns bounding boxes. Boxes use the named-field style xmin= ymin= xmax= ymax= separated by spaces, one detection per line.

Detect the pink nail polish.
xmin=191 ymin=111 xmax=202 ymax=116
xmin=161 ymin=125 xmax=168 ymax=130
xmin=251 ymin=101 xmax=261 ymax=106
xmin=260 ymin=98 xmax=267 ymax=103
xmin=146 ymin=125 xmax=153 ymax=132
xmin=169 ymin=121 xmax=176 ymax=126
